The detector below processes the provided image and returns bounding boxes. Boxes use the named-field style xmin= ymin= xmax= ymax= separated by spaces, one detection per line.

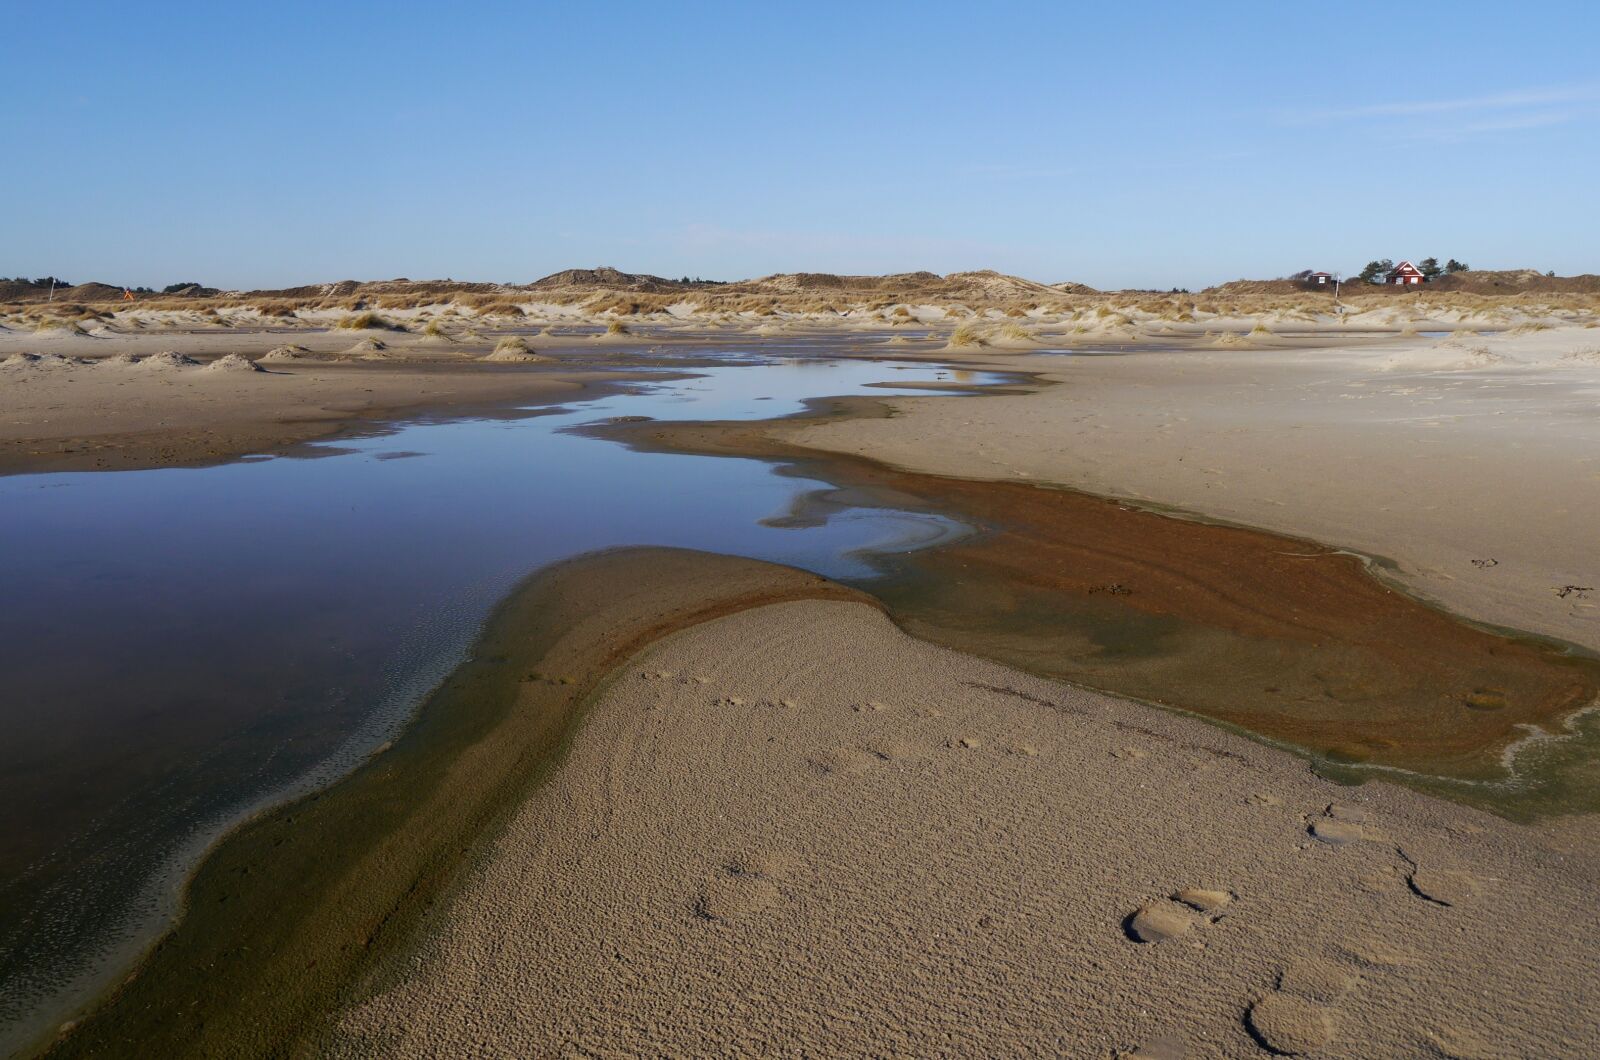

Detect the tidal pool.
xmin=0 ymin=353 xmax=1000 ymax=1046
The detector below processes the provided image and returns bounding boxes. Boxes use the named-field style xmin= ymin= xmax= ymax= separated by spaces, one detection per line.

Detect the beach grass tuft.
xmin=948 ymin=323 xmax=989 ymax=348
xmin=335 ymin=311 xmax=398 ymax=331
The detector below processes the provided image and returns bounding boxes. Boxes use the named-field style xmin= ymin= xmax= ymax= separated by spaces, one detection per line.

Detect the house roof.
xmin=1388 ymin=260 xmax=1424 ymax=274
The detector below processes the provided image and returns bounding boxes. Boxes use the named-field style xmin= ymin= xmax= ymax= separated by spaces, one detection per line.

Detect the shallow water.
xmin=0 ymin=353 xmax=1000 ymax=1042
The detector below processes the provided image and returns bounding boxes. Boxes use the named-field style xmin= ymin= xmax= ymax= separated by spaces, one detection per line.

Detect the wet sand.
xmin=598 ymin=405 xmax=1600 ymax=805
xmin=0 ymin=340 xmax=654 ymax=475
xmin=19 ymin=321 xmax=1600 ymax=1055
xmin=333 ymin=551 xmax=1600 ymax=1058
xmin=38 ymin=550 xmax=872 ymax=1057
xmin=783 ymin=327 xmax=1600 ymax=657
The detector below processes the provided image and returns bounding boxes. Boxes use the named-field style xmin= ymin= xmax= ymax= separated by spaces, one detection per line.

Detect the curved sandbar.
xmin=41 ymin=549 xmax=874 ymax=1058
xmin=332 ymin=563 xmax=1600 ymax=1057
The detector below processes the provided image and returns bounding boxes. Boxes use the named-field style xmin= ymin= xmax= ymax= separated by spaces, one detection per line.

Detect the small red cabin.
xmin=1309 ymin=271 xmax=1334 ymax=286
xmin=1386 ymin=261 xmax=1427 ymax=285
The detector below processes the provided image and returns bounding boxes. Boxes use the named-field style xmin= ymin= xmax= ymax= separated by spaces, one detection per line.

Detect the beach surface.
xmin=782 ymin=328 xmax=1600 ymax=654
xmin=0 ymin=326 xmax=668 ymax=474
xmin=9 ymin=303 xmax=1600 ymax=1057
xmin=332 ymin=557 xmax=1600 ymax=1058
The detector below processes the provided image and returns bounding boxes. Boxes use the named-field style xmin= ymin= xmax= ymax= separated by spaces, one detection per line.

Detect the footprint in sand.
xmin=695 ymin=857 xmax=785 ymax=922
xmin=852 ymin=700 xmax=889 ymax=713
xmin=1307 ymin=803 xmax=1380 ymax=846
xmin=1116 ymin=1032 xmax=1187 ymax=1059
xmin=864 ymin=739 xmax=922 ymax=762
xmin=1245 ymin=956 xmax=1359 ymax=1055
xmin=805 ymin=747 xmax=877 ymax=777
xmin=1006 ymin=742 xmax=1039 ymax=757
xmin=1397 ymin=849 xmax=1488 ymax=907
xmin=1125 ymin=887 xmax=1234 ymax=943
xmin=713 ymin=695 xmax=747 ymax=707
xmin=1339 ymin=936 xmax=1420 ymax=969
xmin=1247 ymin=993 xmax=1335 ymax=1056
xmin=1247 ymin=792 xmax=1284 ymax=807
xmin=1111 ymin=746 xmax=1149 ymax=761
xmin=951 ymin=736 xmax=983 ymax=750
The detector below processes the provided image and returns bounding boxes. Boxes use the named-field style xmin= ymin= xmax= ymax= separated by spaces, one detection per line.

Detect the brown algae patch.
xmin=596 ymin=404 xmax=1600 ymax=795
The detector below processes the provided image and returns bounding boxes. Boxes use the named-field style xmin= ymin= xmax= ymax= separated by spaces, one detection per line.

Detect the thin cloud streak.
xmin=1285 ymin=84 xmax=1599 ymax=124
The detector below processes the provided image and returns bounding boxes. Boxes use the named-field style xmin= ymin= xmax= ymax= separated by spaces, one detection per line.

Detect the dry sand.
xmin=333 ymin=594 xmax=1600 ymax=1058
xmin=782 ymin=326 xmax=1600 ymax=654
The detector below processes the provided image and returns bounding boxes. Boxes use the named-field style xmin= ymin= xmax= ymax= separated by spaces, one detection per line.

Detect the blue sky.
xmin=5 ymin=1 xmax=1597 ymax=290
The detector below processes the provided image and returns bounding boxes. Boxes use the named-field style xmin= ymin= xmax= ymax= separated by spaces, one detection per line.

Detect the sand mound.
xmin=259 ymin=344 xmax=317 ymax=363
xmin=138 ymin=351 xmax=201 ymax=370
xmin=203 ymin=354 xmax=264 ymax=373
xmin=483 ymin=336 xmax=546 ymax=363
xmin=1377 ymin=346 xmax=1510 ymax=373
xmin=342 ymin=337 xmax=391 ymax=360
xmin=1 ymin=352 xmax=88 ymax=372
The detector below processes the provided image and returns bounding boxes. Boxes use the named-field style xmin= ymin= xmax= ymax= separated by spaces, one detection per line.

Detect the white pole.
xmin=48 ymin=277 xmax=55 ymax=302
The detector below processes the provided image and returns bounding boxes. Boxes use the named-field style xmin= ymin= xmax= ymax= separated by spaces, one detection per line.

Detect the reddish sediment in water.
xmin=605 ymin=406 xmax=1599 ymax=778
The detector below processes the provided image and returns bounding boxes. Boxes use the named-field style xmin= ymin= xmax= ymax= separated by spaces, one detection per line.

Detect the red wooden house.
xmin=1386 ymin=261 xmax=1427 ymax=285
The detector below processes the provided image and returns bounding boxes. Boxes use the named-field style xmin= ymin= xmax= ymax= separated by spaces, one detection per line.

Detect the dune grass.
xmin=606 ymin=320 xmax=630 ymax=335
xmin=335 ymin=311 xmax=399 ymax=331
xmin=948 ymin=323 xmax=989 ymax=348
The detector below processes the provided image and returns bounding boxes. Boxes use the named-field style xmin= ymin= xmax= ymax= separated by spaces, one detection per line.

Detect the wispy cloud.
xmin=1297 ymin=85 xmax=1597 ymax=122
xmin=1278 ymin=84 xmax=1599 ymax=142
